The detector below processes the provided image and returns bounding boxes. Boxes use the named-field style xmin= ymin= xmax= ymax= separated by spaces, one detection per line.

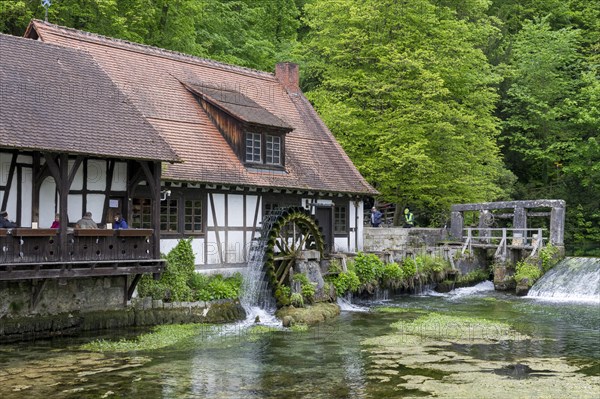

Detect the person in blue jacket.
xmin=370 ymin=207 xmax=383 ymax=227
xmin=113 ymin=213 xmax=129 ymax=229
xmin=0 ymin=210 xmax=17 ymax=228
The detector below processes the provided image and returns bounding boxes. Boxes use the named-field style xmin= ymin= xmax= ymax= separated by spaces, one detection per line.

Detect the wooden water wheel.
xmin=262 ymin=207 xmax=325 ymax=304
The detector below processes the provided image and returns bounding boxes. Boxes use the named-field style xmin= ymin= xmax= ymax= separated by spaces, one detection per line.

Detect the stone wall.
xmin=0 ymin=298 xmax=245 ymax=343
xmin=364 ymin=227 xmax=448 ymax=253
xmin=0 ymin=276 xmax=126 ymax=318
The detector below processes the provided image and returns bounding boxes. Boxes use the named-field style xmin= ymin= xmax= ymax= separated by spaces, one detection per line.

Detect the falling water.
xmin=528 ymin=257 xmax=600 ymax=303
xmin=238 ymin=211 xmax=282 ymax=326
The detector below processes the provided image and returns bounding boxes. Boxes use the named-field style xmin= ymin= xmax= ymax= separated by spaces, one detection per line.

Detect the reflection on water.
xmin=0 ymin=288 xmax=598 ymax=399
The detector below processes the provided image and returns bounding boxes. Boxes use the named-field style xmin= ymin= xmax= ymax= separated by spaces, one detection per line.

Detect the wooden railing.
xmin=0 ymin=228 xmax=162 ymax=281
xmin=462 ymin=227 xmax=546 ymax=259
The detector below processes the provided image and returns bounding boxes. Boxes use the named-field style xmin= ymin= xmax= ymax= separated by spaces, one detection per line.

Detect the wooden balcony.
xmin=0 ymin=228 xmax=163 ymax=281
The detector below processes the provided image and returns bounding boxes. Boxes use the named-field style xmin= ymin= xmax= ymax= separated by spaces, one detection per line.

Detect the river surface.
xmin=1 ymin=283 xmax=598 ymax=399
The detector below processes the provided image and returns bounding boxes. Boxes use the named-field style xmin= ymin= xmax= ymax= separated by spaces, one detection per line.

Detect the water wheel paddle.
xmin=262 ymin=207 xmax=325 ymax=305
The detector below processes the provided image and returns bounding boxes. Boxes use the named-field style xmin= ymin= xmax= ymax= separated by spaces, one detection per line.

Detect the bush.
xmin=326 ymin=270 xmax=361 ymax=296
xmin=290 ymin=292 xmax=304 ymax=307
xmin=191 ymin=273 xmax=242 ymax=301
xmin=401 ymin=258 xmax=417 ymax=278
xmin=293 ymin=273 xmax=317 ymax=303
xmin=514 ymin=259 xmax=542 ymax=287
xmin=352 ymin=252 xmax=384 ymax=285
xmin=456 ymin=269 xmax=489 ymax=285
xmin=137 ymin=238 xmax=242 ymax=302
xmin=539 ymin=244 xmax=560 ymax=272
xmin=381 ymin=262 xmax=403 ymax=281
xmin=416 ymin=255 xmax=449 ymax=274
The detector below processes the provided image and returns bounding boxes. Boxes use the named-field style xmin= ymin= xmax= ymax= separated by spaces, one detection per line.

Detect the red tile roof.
xmin=0 ymin=33 xmax=179 ymax=162
xmin=27 ymin=20 xmax=377 ymax=196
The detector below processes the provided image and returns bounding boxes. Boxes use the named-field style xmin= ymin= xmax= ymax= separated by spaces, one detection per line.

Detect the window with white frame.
xmin=245 ymin=132 xmax=262 ymax=163
xmin=266 ymin=135 xmax=281 ymax=165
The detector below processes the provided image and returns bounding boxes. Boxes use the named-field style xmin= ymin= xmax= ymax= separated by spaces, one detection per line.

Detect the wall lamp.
xmin=160 ymin=189 xmax=172 ymax=201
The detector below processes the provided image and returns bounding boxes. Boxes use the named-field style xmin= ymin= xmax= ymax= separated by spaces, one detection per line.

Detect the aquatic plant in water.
xmin=391 ymin=313 xmax=528 ymax=343
xmin=82 ymin=324 xmax=211 ymax=352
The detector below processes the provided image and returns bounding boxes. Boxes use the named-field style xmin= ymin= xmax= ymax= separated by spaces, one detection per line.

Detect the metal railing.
xmin=461 ymin=227 xmax=546 ymax=259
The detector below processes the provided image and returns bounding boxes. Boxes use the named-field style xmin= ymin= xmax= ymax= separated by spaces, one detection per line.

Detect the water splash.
xmin=420 ymin=281 xmax=495 ymax=299
xmin=528 ymin=257 xmax=600 ymax=303
xmin=337 ymin=296 xmax=370 ymax=312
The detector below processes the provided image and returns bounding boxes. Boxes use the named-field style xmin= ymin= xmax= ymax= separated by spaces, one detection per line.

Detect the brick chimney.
xmin=275 ymin=62 xmax=300 ymax=93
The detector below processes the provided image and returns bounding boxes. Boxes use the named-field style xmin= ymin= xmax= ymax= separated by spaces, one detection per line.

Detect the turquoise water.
xmin=1 ymin=285 xmax=598 ymax=398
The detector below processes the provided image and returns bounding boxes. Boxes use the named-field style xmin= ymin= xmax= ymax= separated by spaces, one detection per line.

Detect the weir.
xmin=527 ymin=257 xmax=600 ymax=302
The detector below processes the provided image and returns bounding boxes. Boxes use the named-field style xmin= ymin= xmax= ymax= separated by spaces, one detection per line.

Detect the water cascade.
xmin=527 ymin=257 xmax=600 ymax=303
xmin=239 ymin=210 xmax=284 ymax=325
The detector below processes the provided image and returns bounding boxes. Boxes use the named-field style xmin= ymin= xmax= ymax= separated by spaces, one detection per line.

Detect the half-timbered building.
xmin=22 ymin=20 xmax=377 ymax=273
xmin=0 ymin=33 xmax=179 ymax=309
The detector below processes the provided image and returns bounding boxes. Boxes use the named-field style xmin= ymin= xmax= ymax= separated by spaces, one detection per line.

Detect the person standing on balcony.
xmin=0 ymin=210 xmax=17 ymax=228
xmin=76 ymin=212 xmax=98 ymax=229
xmin=113 ymin=213 xmax=128 ymax=229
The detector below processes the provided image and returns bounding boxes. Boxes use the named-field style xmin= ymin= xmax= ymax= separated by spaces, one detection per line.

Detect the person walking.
xmin=371 ymin=207 xmax=383 ymax=227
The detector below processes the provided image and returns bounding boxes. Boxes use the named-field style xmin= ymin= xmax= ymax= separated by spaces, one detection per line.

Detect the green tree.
xmin=301 ymin=0 xmax=513 ymax=224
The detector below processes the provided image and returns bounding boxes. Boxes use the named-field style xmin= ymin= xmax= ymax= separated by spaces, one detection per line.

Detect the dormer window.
xmin=245 ymin=132 xmax=283 ymax=166
xmin=246 ymin=132 xmax=262 ymax=163
xmin=182 ymin=81 xmax=293 ymax=171
xmin=266 ymin=135 xmax=281 ymax=165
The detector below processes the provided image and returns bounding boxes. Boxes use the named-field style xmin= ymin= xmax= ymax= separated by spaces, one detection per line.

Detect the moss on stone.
xmin=275 ymin=302 xmax=340 ymax=326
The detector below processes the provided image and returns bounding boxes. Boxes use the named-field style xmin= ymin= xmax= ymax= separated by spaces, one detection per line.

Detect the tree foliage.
xmin=0 ymin=0 xmax=598 ymax=250
xmin=301 ymin=0 xmax=514 ymax=222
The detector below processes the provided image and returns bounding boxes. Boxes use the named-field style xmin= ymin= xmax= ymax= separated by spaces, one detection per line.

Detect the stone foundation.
xmin=0 ymin=298 xmax=245 ymax=343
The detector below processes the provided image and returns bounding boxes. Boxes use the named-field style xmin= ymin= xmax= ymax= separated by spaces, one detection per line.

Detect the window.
xmin=160 ymin=199 xmax=178 ymax=232
xmin=132 ymin=198 xmax=152 ymax=229
xmin=184 ymin=199 xmax=202 ymax=233
xmin=334 ymin=205 xmax=348 ymax=234
xmin=245 ymin=132 xmax=261 ymax=163
xmin=266 ymin=135 xmax=281 ymax=165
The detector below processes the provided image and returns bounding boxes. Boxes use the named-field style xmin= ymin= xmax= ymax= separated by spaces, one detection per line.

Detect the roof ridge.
xmin=31 ymin=19 xmax=277 ymax=80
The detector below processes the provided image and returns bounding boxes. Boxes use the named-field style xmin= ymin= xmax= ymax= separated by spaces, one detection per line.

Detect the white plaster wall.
xmin=70 ymin=159 xmax=83 ymax=190
xmin=112 ymin=162 xmax=127 ymax=191
xmin=227 ymin=194 xmax=244 ymax=227
xmin=206 ymin=230 xmax=221 ymax=264
xmin=334 ymin=237 xmax=349 ymax=252
xmin=39 ymin=177 xmax=57 ymax=227
xmin=20 ymin=170 xmax=33 ymax=226
xmin=356 ymin=200 xmax=364 ymax=251
xmin=208 ymin=193 xmax=225 ymax=227
xmin=5 ymin=178 xmax=18 ymax=221
xmin=67 ymin=194 xmax=83 ymax=223
xmin=87 ymin=159 xmax=106 ymax=190
xmin=160 ymin=237 xmax=205 ymax=263
xmin=87 ymin=193 xmax=106 ymax=223
xmin=246 ymin=195 xmax=260 ymax=226
xmin=226 ymin=230 xmax=245 ymax=263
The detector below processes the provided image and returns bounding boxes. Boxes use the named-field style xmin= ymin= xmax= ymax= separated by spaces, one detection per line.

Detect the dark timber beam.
xmin=0 ymin=152 xmax=18 ymax=212
xmin=127 ymin=274 xmax=142 ymax=301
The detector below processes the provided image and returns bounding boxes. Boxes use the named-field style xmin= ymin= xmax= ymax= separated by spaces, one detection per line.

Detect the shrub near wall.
xmin=138 ymin=238 xmax=242 ymax=302
xmin=514 ymin=245 xmax=561 ymax=289
xmin=326 ymin=252 xmax=453 ymax=297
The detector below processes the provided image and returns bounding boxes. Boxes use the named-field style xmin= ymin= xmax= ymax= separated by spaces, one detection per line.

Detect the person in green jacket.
xmin=403 ymin=207 xmax=414 ymax=228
